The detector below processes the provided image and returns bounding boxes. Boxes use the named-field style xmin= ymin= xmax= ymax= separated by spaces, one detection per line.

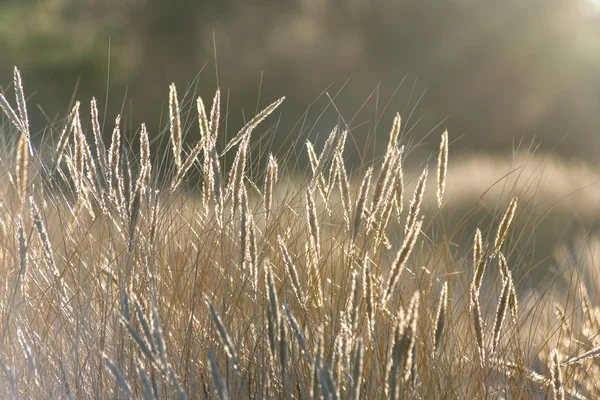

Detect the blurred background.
xmin=2 ymin=0 xmax=600 ymax=282
xmin=1 ymin=0 xmax=600 ymax=165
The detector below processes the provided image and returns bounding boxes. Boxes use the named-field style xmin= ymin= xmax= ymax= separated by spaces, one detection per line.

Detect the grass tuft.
xmin=0 ymin=67 xmax=598 ymax=399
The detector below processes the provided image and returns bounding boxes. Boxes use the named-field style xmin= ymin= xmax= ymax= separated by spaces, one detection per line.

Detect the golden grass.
xmin=437 ymin=130 xmax=448 ymax=208
xmin=1 ymin=66 xmax=600 ymax=398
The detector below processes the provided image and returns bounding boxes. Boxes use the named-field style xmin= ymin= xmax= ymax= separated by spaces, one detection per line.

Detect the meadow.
xmin=0 ymin=66 xmax=599 ymax=399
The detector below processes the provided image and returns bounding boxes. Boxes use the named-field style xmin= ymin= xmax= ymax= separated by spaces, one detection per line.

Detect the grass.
xmin=0 ymin=66 xmax=599 ymax=399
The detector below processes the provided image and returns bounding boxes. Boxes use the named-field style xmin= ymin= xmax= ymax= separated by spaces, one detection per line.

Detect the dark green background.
xmin=1 ymin=0 xmax=600 ymax=166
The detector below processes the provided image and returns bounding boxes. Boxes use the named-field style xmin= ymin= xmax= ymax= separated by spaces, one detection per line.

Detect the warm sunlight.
xmin=589 ymin=0 xmax=600 ymax=10
xmin=4 ymin=1 xmax=600 ymax=398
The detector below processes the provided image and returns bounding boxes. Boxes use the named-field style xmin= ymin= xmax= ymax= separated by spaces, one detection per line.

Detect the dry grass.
xmin=1 ymin=66 xmax=600 ymax=399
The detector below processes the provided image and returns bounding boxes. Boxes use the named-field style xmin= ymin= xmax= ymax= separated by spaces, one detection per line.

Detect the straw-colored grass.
xmin=1 ymin=66 xmax=600 ymax=399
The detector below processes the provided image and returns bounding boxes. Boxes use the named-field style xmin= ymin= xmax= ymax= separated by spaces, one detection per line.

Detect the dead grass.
xmin=0 ymin=66 xmax=599 ymax=399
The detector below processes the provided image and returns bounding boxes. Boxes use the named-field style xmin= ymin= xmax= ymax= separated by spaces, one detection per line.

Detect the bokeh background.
xmin=2 ymin=0 xmax=600 ymax=283
xmin=2 ymin=0 xmax=600 ymax=166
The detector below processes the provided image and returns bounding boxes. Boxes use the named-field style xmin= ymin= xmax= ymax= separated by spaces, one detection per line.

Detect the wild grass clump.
xmin=1 ymin=66 xmax=600 ymax=399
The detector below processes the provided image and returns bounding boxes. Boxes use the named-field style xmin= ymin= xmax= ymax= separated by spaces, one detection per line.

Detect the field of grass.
xmin=1 ymin=66 xmax=600 ymax=399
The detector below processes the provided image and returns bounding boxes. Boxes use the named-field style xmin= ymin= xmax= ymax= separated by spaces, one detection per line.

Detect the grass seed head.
xmin=383 ymin=218 xmax=423 ymax=305
xmin=169 ymin=83 xmax=182 ymax=171
xmin=469 ymin=286 xmax=486 ymax=365
xmin=550 ymin=349 xmax=564 ymax=400
xmin=492 ymin=277 xmax=511 ymax=353
xmin=494 ymin=197 xmax=518 ymax=255
xmin=405 ymin=167 xmax=428 ymax=236
xmin=352 ymin=166 xmax=373 ymax=245
xmin=264 ymin=153 xmax=278 ymax=226
xmin=433 ymin=281 xmax=448 ymax=355
xmin=437 ymin=130 xmax=448 ymax=208
xmin=389 ymin=112 xmax=401 ymax=149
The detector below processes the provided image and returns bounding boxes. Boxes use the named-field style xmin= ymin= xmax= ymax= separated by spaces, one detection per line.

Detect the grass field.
xmin=1 ymin=66 xmax=599 ymax=399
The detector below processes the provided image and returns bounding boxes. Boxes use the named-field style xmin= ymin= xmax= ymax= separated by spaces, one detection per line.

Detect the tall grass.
xmin=0 ymin=66 xmax=599 ymax=399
